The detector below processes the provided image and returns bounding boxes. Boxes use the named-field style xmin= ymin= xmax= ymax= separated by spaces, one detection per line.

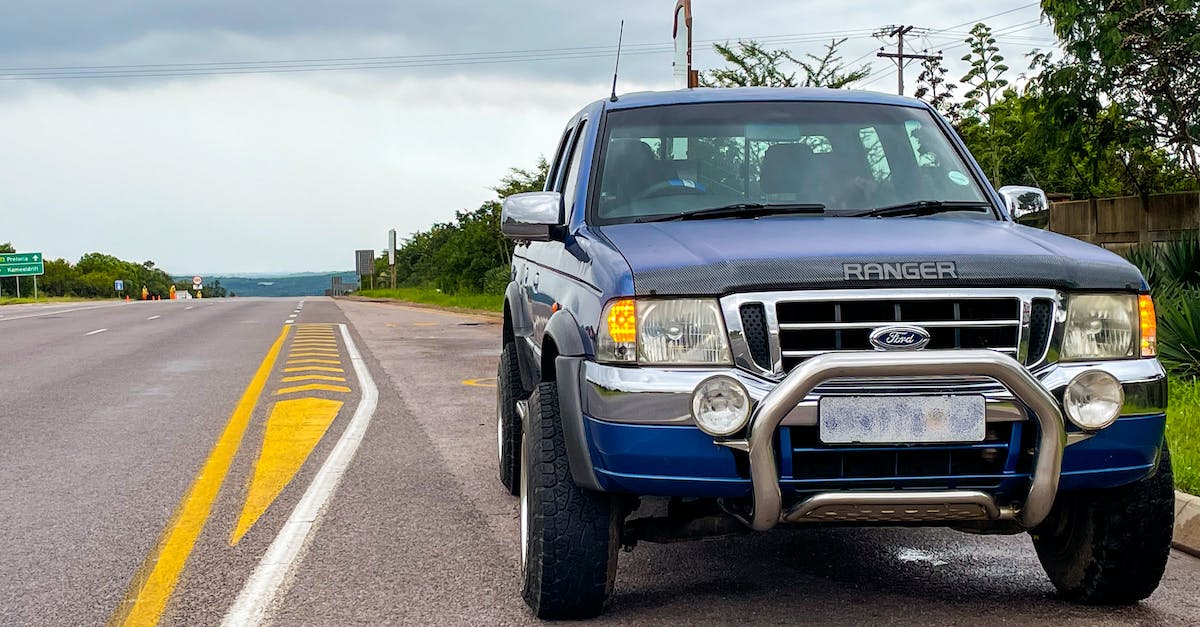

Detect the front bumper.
xmin=574 ymin=353 xmax=1167 ymax=530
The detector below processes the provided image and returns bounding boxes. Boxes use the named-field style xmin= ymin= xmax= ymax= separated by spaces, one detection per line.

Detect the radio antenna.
xmin=610 ymin=20 xmax=624 ymax=102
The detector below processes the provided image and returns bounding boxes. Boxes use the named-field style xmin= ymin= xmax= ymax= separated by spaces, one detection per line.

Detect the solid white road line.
xmin=147 ymin=315 xmax=161 ymax=320
xmin=0 ymin=302 xmax=129 ymax=323
xmin=222 ymin=323 xmax=378 ymax=627
xmin=85 ymin=328 xmax=107 ymax=336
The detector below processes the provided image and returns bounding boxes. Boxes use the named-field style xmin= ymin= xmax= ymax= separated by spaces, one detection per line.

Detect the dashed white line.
xmin=147 ymin=315 xmax=161 ymax=320
xmin=284 ymin=320 xmax=294 ymax=324
xmin=85 ymin=328 xmax=107 ymax=336
xmin=222 ymin=323 xmax=378 ymax=626
xmin=185 ymin=306 xmax=194 ymax=310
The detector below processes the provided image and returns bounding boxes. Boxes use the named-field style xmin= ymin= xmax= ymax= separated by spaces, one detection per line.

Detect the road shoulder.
xmin=1176 ymin=491 xmax=1200 ymax=557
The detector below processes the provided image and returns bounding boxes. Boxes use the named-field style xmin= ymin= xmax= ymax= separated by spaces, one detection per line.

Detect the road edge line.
xmin=222 ymin=323 xmax=379 ymax=627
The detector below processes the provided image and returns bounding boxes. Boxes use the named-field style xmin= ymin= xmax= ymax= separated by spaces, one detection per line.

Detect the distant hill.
xmin=175 ymin=272 xmax=359 ymax=297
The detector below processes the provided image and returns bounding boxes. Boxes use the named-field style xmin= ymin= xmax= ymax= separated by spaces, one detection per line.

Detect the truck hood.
xmin=597 ymin=217 xmax=1146 ymax=296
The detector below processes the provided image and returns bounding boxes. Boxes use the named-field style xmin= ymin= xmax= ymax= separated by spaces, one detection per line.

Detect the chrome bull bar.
xmin=715 ymin=350 xmax=1066 ymax=531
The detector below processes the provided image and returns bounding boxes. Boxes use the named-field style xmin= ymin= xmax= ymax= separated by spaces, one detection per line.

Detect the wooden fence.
xmin=1048 ymin=192 xmax=1200 ymax=253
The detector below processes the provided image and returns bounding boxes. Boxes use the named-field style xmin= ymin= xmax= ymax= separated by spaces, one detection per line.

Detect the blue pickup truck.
xmin=496 ymin=88 xmax=1174 ymax=618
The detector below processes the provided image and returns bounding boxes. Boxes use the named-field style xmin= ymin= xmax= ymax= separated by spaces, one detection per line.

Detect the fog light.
xmin=691 ymin=376 xmax=751 ymax=436
xmin=1063 ymin=370 xmax=1124 ymax=431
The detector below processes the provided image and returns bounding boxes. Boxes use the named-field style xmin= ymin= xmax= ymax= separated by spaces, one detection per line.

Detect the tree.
xmin=1041 ymin=0 xmax=1200 ymax=185
xmin=701 ymin=38 xmax=870 ymax=88
xmin=960 ymin=23 xmax=1010 ymax=115
xmin=960 ymin=22 xmax=1011 ymax=185
xmin=913 ymin=55 xmax=961 ymax=123
xmin=797 ymin=38 xmax=872 ymax=88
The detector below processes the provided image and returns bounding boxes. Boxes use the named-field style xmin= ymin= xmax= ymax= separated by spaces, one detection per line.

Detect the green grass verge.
xmin=0 ymin=296 xmax=109 ymax=306
xmin=355 ymin=288 xmax=503 ymax=313
xmin=1168 ymin=378 xmax=1200 ymax=495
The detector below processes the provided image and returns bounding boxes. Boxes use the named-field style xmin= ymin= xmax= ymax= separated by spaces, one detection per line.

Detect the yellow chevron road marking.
xmin=273 ymin=383 xmax=352 ymax=396
xmin=287 ymin=352 xmax=340 ymax=358
xmin=280 ymin=374 xmax=347 ymax=383
xmin=283 ymin=366 xmax=345 ymax=373
xmin=285 ymin=358 xmax=341 ymax=365
xmin=229 ymin=397 xmax=344 ymax=545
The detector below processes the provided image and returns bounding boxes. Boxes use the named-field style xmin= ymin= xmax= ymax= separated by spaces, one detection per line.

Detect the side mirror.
xmin=997 ymin=185 xmax=1049 ymax=224
xmin=501 ymin=191 xmax=563 ymax=241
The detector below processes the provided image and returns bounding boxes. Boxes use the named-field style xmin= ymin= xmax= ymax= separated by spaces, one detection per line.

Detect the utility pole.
xmin=875 ymin=25 xmax=941 ymax=96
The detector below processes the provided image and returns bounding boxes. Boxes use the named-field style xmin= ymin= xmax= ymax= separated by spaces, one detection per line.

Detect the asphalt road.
xmin=2 ymin=297 xmax=1199 ymax=626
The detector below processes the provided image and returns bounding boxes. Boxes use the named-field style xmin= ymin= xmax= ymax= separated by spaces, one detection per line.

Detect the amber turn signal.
xmin=1139 ymin=294 xmax=1156 ymax=357
xmin=606 ymin=298 xmax=637 ymax=344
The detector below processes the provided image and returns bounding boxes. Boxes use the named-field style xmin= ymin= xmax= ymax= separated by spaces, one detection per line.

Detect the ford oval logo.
xmin=869 ymin=325 xmax=931 ymax=351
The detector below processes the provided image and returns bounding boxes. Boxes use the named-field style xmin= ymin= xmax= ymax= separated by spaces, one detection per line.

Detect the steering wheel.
xmin=634 ymin=180 xmax=708 ymax=200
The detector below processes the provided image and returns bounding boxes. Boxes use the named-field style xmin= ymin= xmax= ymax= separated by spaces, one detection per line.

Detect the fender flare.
xmin=504 ymin=281 xmax=537 ymax=391
xmin=544 ymin=308 xmax=589 ymax=359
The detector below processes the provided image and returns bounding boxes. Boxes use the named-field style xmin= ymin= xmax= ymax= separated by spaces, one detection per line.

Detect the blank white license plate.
xmin=818 ymin=395 xmax=986 ymax=444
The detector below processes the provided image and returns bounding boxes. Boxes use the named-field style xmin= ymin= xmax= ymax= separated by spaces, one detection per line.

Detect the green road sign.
xmin=0 ymin=252 xmax=41 ymax=264
xmin=0 ymin=252 xmax=45 ymax=277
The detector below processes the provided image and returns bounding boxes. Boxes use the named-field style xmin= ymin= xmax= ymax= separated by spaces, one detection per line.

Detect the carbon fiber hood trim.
xmin=599 ymin=217 xmax=1146 ymax=295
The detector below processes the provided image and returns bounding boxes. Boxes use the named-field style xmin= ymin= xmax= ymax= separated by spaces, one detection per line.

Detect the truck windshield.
xmin=590 ymin=101 xmax=994 ymax=224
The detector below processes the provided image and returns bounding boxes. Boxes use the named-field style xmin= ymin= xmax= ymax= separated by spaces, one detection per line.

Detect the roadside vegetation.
xmin=1168 ymin=381 xmax=1200 ymax=495
xmin=0 ymin=242 xmax=226 ymax=300
xmin=0 ymin=295 xmax=104 ymax=306
xmin=356 ymin=287 xmax=502 ymax=313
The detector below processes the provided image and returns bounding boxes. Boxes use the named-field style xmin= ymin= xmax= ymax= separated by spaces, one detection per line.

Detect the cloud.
xmin=0 ymin=0 xmax=1055 ymax=273
xmin=0 ymin=73 xmax=654 ymax=273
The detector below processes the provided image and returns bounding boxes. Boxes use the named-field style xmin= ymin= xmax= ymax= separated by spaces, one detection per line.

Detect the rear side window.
xmin=559 ymin=120 xmax=589 ymax=216
xmin=546 ymin=127 xmax=574 ymax=192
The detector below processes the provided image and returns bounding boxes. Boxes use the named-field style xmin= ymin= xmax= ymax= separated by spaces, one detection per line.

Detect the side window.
xmin=547 ymin=127 xmax=573 ymax=192
xmin=859 ymin=127 xmax=891 ymax=181
xmin=559 ymin=120 xmax=589 ymax=215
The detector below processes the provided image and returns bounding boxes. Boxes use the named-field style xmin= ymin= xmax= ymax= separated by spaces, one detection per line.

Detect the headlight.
xmin=1062 ymin=294 xmax=1138 ymax=360
xmin=596 ymin=298 xmax=732 ymax=365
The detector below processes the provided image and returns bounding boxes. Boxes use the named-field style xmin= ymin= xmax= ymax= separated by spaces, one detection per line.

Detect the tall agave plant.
xmin=1157 ymin=291 xmax=1200 ymax=376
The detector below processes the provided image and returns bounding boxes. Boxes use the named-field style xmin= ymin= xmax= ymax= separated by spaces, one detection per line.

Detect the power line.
xmin=0 ymin=28 xmax=882 ymax=79
xmin=927 ymin=2 xmax=1041 ymax=35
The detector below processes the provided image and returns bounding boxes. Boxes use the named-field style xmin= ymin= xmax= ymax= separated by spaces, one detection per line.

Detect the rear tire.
xmin=521 ymin=381 xmax=619 ymax=619
xmin=496 ymin=342 xmax=527 ymax=496
xmin=1031 ymin=443 xmax=1175 ymax=604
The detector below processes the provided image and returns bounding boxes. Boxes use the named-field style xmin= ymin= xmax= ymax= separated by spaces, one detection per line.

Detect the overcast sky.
xmin=0 ymin=1 xmax=1055 ymax=275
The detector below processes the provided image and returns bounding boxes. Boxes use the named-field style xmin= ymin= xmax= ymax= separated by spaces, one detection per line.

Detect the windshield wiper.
xmin=636 ymin=202 xmax=826 ymax=223
xmin=850 ymin=200 xmax=993 ymax=218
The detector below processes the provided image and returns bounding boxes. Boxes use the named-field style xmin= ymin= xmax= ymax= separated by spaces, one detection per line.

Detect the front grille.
xmin=780 ymin=422 xmax=1032 ymax=493
xmin=775 ymin=297 xmax=1021 ymax=372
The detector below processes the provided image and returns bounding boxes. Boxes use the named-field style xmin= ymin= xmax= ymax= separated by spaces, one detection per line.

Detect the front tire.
xmin=1031 ymin=443 xmax=1175 ymax=604
xmin=497 ymin=342 xmax=527 ymax=496
xmin=520 ymin=381 xmax=619 ymax=619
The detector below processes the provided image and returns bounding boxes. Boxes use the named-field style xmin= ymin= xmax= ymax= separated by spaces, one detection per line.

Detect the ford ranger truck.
xmin=495 ymin=88 xmax=1173 ymax=619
